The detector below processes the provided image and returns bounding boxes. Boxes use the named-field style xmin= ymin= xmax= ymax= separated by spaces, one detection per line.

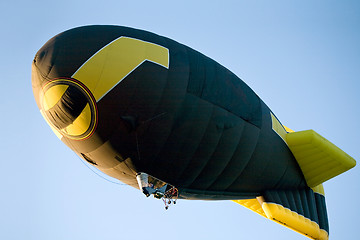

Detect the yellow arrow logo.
xmin=72 ymin=36 xmax=170 ymax=101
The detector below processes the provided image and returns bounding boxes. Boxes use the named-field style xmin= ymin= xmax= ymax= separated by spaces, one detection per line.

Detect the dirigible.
xmin=31 ymin=25 xmax=356 ymax=240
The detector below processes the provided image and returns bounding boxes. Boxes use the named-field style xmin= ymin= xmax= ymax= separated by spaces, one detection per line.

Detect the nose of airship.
xmin=32 ymin=25 xmax=169 ymax=140
xmin=32 ymin=48 xmax=98 ymax=140
xmin=38 ymin=78 xmax=97 ymax=140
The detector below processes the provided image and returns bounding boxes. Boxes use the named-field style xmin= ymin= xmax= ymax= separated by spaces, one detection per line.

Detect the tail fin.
xmin=234 ymin=115 xmax=356 ymax=239
xmin=234 ymin=186 xmax=329 ymax=240
xmin=286 ymin=129 xmax=356 ymax=187
xmin=271 ymin=113 xmax=356 ymax=187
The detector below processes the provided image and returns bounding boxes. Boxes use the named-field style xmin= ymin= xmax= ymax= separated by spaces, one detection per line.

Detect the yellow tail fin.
xmin=286 ymin=130 xmax=356 ymax=187
xmin=234 ymin=187 xmax=329 ymax=240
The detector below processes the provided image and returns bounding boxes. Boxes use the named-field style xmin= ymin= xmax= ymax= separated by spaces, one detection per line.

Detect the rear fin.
xmin=249 ymin=114 xmax=357 ymax=239
xmin=286 ymin=130 xmax=356 ymax=187
xmin=233 ymin=198 xmax=267 ymax=218
xmin=270 ymin=113 xmax=356 ymax=187
xmin=233 ymin=187 xmax=329 ymax=240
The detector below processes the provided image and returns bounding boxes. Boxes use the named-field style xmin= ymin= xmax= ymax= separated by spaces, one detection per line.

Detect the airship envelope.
xmin=31 ymin=25 xmax=356 ymax=240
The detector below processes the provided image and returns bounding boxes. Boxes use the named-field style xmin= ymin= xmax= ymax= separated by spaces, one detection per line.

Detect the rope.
xmin=74 ymin=152 xmax=131 ymax=186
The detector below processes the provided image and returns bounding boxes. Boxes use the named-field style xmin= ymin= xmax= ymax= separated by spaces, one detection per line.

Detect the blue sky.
xmin=1 ymin=1 xmax=359 ymax=239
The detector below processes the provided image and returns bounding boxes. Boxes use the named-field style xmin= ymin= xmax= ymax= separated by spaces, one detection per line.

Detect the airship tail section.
xmin=260 ymin=188 xmax=328 ymax=240
xmin=259 ymin=115 xmax=357 ymax=238
xmin=234 ymin=186 xmax=329 ymax=240
xmin=271 ymin=113 xmax=356 ymax=187
xmin=286 ymin=130 xmax=356 ymax=187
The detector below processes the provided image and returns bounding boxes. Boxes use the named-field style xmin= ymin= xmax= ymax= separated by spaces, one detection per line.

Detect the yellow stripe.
xmin=270 ymin=113 xmax=288 ymax=142
xmin=72 ymin=36 xmax=169 ymax=101
xmin=270 ymin=113 xmax=295 ymax=143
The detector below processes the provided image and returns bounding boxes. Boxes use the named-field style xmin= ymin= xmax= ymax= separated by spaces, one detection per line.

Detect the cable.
xmin=74 ymin=152 xmax=130 ymax=186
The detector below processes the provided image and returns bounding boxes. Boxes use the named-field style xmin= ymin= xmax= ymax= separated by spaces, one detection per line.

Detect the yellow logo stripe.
xmin=72 ymin=36 xmax=169 ymax=101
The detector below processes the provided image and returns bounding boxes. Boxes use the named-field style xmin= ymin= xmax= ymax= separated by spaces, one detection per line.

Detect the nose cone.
xmin=35 ymin=76 xmax=98 ymax=140
xmin=32 ymin=58 xmax=97 ymax=140
xmin=32 ymin=25 xmax=170 ymax=140
xmin=31 ymin=28 xmax=100 ymax=140
xmin=30 ymin=26 xmax=125 ymax=140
